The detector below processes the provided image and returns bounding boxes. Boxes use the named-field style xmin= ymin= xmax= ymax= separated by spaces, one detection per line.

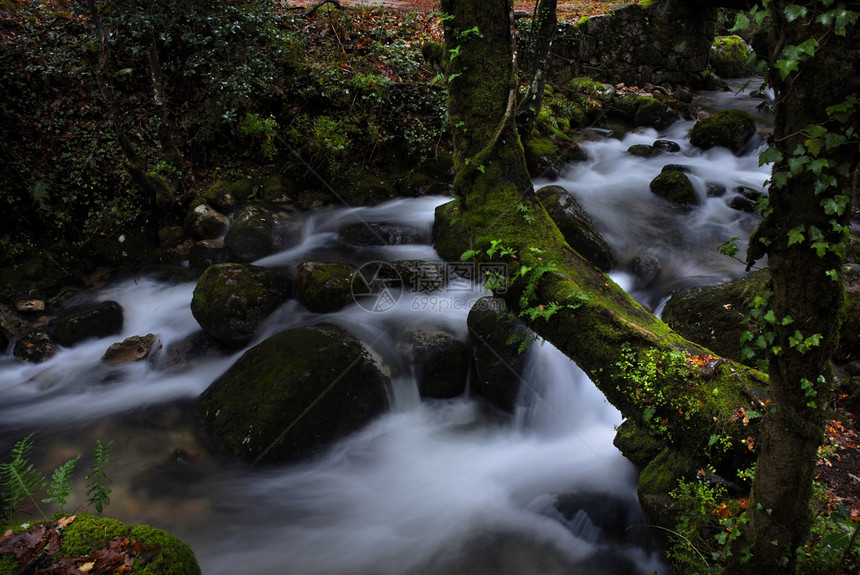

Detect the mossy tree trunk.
xmin=726 ymin=3 xmax=860 ymax=572
xmin=517 ymin=0 xmax=557 ymax=136
xmin=437 ymin=0 xmax=769 ymax=504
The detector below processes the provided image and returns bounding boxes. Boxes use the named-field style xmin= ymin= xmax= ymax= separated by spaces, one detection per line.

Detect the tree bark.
xmin=436 ymin=0 xmax=769 ymax=499
xmin=726 ymin=3 xmax=860 ymax=572
xmin=517 ymin=0 xmax=557 ymax=136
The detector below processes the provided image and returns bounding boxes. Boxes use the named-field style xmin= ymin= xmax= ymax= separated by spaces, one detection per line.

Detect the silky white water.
xmin=0 ymin=79 xmax=771 ymax=574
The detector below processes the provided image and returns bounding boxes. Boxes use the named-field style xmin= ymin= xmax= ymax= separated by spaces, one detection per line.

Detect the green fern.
xmin=85 ymin=440 xmax=113 ymax=515
xmin=0 ymin=434 xmax=47 ymax=520
xmin=43 ymin=455 xmax=80 ymax=512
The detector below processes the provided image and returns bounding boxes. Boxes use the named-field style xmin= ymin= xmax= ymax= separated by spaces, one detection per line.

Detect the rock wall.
xmin=548 ymin=0 xmax=718 ymax=88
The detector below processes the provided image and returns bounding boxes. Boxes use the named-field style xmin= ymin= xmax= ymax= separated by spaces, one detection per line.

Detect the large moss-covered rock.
xmin=662 ymin=271 xmax=768 ymax=365
xmin=190 ymin=263 xmax=291 ymax=347
xmin=0 ymin=514 xmax=200 ymax=575
xmin=536 ymin=185 xmax=614 ymax=271
xmin=467 ymin=297 xmax=534 ymax=412
xmin=297 ymin=261 xmax=373 ymax=313
xmin=397 ymin=327 xmax=469 ymax=398
xmin=48 ymin=301 xmax=124 ymax=347
xmin=688 ymin=109 xmax=756 ymax=153
xmin=649 ymin=170 xmax=699 ymax=207
xmin=200 ymin=324 xmax=390 ymax=463
xmin=184 ymin=201 xmax=230 ymax=240
xmin=709 ymin=35 xmax=755 ymax=79
xmin=223 ymin=205 xmax=285 ymax=262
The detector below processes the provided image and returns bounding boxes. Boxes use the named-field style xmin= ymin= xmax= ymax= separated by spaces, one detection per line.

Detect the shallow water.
xmin=0 ymin=79 xmax=771 ymax=574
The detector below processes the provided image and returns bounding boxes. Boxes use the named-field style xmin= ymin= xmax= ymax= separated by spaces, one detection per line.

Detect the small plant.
xmin=1 ymin=435 xmax=113 ymax=520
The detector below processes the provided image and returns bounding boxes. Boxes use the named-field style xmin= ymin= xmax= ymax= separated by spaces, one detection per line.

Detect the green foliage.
xmin=240 ymin=113 xmax=280 ymax=161
xmin=0 ymin=435 xmax=46 ymax=521
xmin=43 ymin=455 xmax=80 ymax=513
xmin=1 ymin=437 xmax=114 ymax=521
xmin=85 ymin=440 xmax=113 ymax=515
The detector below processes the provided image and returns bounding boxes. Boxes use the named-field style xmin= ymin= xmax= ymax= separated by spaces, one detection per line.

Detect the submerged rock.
xmin=12 ymin=329 xmax=57 ymax=363
xmin=340 ymin=221 xmax=425 ymax=246
xmin=688 ymin=109 xmax=756 ymax=153
xmin=397 ymin=327 xmax=469 ymax=399
xmin=467 ymin=297 xmax=533 ymax=412
xmin=200 ymin=324 xmax=390 ymax=464
xmin=190 ymin=263 xmax=291 ymax=347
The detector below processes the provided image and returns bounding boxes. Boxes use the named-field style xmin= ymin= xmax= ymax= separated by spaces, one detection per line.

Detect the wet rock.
xmin=662 ymin=270 xmax=769 ymax=365
xmin=397 ymin=327 xmax=469 ymax=399
xmin=627 ymin=144 xmax=660 ymax=158
xmin=706 ymin=182 xmax=727 ymax=197
xmin=13 ymin=329 xmax=58 ymax=363
xmin=102 ymin=333 xmax=160 ymax=362
xmin=661 ymin=164 xmax=693 ymax=174
xmin=184 ymin=202 xmax=230 ymax=240
xmin=649 ymin=170 xmax=699 ymax=207
xmin=223 ymin=205 xmax=285 ymax=262
xmin=340 ymin=221 xmax=425 ymax=246
xmin=200 ymin=324 xmax=390 ymax=464
xmin=0 ymin=301 xmax=31 ymax=344
xmin=162 ymin=331 xmax=228 ymax=368
xmin=653 ymin=139 xmax=681 ymax=153
xmin=537 ymin=185 xmax=614 ymax=271
xmin=48 ymin=301 xmax=124 ymax=347
xmin=15 ymin=300 xmax=45 ymax=313
xmin=190 ymin=263 xmax=291 ymax=347
xmin=688 ymin=109 xmax=756 ymax=153
xmin=297 ymin=261 xmax=374 ymax=313
xmin=391 ymin=260 xmax=446 ymax=293
xmin=727 ymin=186 xmax=767 ymax=213
xmin=467 ymin=297 xmax=533 ymax=412
xmin=634 ymin=97 xmax=680 ymax=131
xmin=188 ymin=239 xmax=229 ymax=270
xmin=630 ymin=254 xmax=662 ymax=289
xmin=709 ymin=35 xmax=755 ymax=79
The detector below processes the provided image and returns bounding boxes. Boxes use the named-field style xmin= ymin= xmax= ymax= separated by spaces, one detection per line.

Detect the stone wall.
xmin=548 ymin=0 xmax=718 ymax=88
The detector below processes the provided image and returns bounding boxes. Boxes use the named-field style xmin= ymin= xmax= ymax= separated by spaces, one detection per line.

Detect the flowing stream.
xmin=0 ymin=80 xmax=771 ymax=574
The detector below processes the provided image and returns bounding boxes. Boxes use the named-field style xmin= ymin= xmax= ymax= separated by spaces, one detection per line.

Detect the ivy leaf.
xmin=788 ymin=155 xmax=810 ymax=174
xmin=797 ymin=37 xmax=819 ymax=57
xmin=784 ymin=4 xmax=808 ymax=21
xmin=804 ymin=138 xmax=823 ymax=156
xmin=759 ymin=147 xmax=783 ymax=166
xmin=787 ymin=226 xmax=805 ymax=246
xmin=775 ymin=58 xmax=799 ymax=80
xmin=807 ymin=158 xmax=828 ymax=175
xmin=731 ymin=12 xmax=750 ymax=32
xmin=812 ymin=241 xmax=829 ymax=257
xmin=825 ymin=132 xmax=848 ymax=149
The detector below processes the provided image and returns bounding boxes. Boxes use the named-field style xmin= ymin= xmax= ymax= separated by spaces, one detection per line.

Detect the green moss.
xmin=689 ymin=109 xmax=757 ymax=153
xmin=650 ymin=170 xmax=699 ymax=206
xmin=1 ymin=515 xmax=200 ymax=575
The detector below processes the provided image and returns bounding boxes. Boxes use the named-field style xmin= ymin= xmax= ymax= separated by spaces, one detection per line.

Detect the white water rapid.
xmin=0 ymin=79 xmax=771 ymax=574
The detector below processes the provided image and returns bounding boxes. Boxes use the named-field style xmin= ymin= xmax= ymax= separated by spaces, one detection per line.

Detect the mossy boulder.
xmin=467 ymin=297 xmax=534 ymax=412
xmin=649 ymin=170 xmax=699 ymax=207
xmin=202 ymin=177 xmax=256 ymax=214
xmin=662 ymin=270 xmax=769 ymax=367
xmin=709 ymin=35 xmax=755 ymax=79
xmin=536 ymin=185 xmax=614 ymax=271
xmin=183 ymin=202 xmax=230 ymax=240
xmin=190 ymin=263 xmax=291 ymax=347
xmin=48 ymin=301 xmax=124 ymax=347
xmin=297 ymin=261 xmax=372 ymax=313
xmin=397 ymin=327 xmax=469 ymax=398
xmin=188 ymin=239 xmax=229 ymax=270
xmin=199 ymin=324 xmax=390 ymax=463
xmin=627 ymin=144 xmax=660 ymax=158
xmin=634 ymin=97 xmax=680 ymax=131
xmin=0 ymin=514 xmax=200 ymax=575
xmin=688 ymin=109 xmax=757 ymax=153
xmin=223 ymin=205 xmax=285 ymax=262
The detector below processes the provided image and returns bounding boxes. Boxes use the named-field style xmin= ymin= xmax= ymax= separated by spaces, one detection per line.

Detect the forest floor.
xmin=287 ymin=0 xmax=635 ymax=22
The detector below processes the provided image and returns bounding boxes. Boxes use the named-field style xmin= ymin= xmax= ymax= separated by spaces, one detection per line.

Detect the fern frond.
xmin=85 ymin=440 xmax=113 ymax=515
xmin=1 ymin=434 xmax=47 ymax=519
xmin=43 ymin=455 xmax=80 ymax=511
